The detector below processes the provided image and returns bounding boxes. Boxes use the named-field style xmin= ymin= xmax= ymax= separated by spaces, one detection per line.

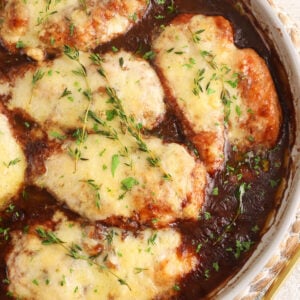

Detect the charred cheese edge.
xmin=34 ymin=134 xmax=206 ymax=225
xmin=0 ymin=0 xmax=148 ymax=59
xmin=0 ymin=112 xmax=26 ymax=209
xmin=153 ymin=14 xmax=281 ymax=174
xmin=5 ymin=50 xmax=165 ymax=133
xmin=7 ymin=212 xmax=197 ymax=300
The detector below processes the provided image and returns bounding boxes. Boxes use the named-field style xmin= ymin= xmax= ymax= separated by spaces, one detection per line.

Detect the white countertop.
xmin=272 ymin=1 xmax=300 ymax=299
xmin=276 ymin=0 xmax=300 ymax=28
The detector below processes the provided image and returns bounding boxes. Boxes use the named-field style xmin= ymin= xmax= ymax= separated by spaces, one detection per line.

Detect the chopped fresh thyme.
xmin=63 ymin=45 xmax=94 ymax=172
xmin=32 ymin=69 xmax=45 ymax=85
xmin=36 ymin=0 xmax=58 ymax=26
xmin=196 ymin=243 xmax=202 ymax=253
xmin=35 ymin=227 xmax=64 ymax=245
xmin=50 ymin=131 xmax=66 ymax=140
xmin=82 ymin=179 xmax=101 ymax=208
xmin=89 ymin=53 xmax=106 ymax=78
xmin=121 ymin=177 xmax=139 ymax=191
xmin=192 ymin=29 xmax=205 ymax=43
xmin=111 ymin=154 xmax=120 ymax=177
xmin=59 ymin=87 xmax=72 ymax=99
xmin=143 ymin=51 xmax=156 ymax=60
xmin=134 ymin=267 xmax=148 ymax=274
xmin=212 ymin=262 xmax=220 ymax=272
xmin=3 ymin=158 xmax=21 ymax=168
xmin=35 ymin=227 xmax=131 ymax=290
xmin=147 ymin=233 xmax=157 ymax=246
xmin=16 ymin=40 xmax=25 ymax=49
xmin=193 ymin=68 xmax=205 ymax=95
xmin=79 ymin=0 xmax=89 ymax=15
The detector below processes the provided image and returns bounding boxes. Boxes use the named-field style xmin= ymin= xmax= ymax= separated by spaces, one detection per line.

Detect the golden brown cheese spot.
xmin=230 ymin=49 xmax=281 ymax=149
xmin=0 ymin=0 xmax=148 ymax=58
xmin=7 ymin=212 xmax=198 ymax=300
xmin=4 ymin=50 xmax=165 ymax=133
xmin=34 ymin=135 xmax=206 ymax=226
xmin=153 ymin=14 xmax=281 ymax=173
xmin=214 ymin=16 xmax=234 ymax=43
xmin=192 ymin=132 xmax=224 ymax=175
xmin=0 ymin=112 xmax=26 ymax=210
xmin=0 ymin=0 xmax=29 ymax=43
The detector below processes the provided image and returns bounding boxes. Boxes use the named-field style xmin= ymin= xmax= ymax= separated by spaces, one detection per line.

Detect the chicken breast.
xmin=7 ymin=211 xmax=198 ymax=300
xmin=0 ymin=112 xmax=26 ymax=209
xmin=3 ymin=50 xmax=165 ymax=133
xmin=153 ymin=14 xmax=281 ymax=174
xmin=0 ymin=0 xmax=148 ymax=60
xmin=34 ymin=134 xmax=207 ymax=226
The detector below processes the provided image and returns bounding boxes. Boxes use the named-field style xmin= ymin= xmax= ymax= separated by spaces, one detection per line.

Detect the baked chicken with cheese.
xmin=153 ymin=14 xmax=281 ymax=174
xmin=0 ymin=111 xmax=26 ymax=209
xmin=7 ymin=211 xmax=197 ymax=299
xmin=1 ymin=50 xmax=165 ymax=133
xmin=0 ymin=47 xmax=207 ymax=226
xmin=34 ymin=134 xmax=206 ymax=226
xmin=0 ymin=0 xmax=148 ymax=60
xmin=0 ymin=5 xmax=286 ymax=299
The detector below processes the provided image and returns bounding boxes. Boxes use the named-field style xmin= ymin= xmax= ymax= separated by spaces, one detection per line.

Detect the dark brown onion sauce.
xmin=0 ymin=0 xmax=295 ymax=299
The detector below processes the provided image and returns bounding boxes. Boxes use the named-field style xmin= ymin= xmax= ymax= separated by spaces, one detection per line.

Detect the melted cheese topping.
xmin=153 ymin=14 xmax=281 ymax=173
xmin=0 ymin=0 xmax=148 ymax=59
xmin=103 ymin=51 xmax=166 ymax=129
xmin=0 ymin=113 xmax=26 ymax=209
xmin=0 ymin=11 xmax=283 ymax=299
xmin=35 ymin=134 xmax=206 ymax=225
xmin=7 ymin=212 xmax=197 ymax=300
xmin=6 ymin=50 xmax=165 ymax=132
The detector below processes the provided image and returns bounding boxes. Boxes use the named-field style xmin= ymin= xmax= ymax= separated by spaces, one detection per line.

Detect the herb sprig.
xmin=213 ymin=182 xmax=248 ymax=245
xmin=35 ymin=227 xmax=131 ymax=290
xmin=63 ymin=45 xmax=93 ymax=172
xmin=188 ymin=30 xmax=240 ymax=125
xmin=104 ymin=87 xmax=171 ymax=180
xmin=29 ymin=69 xmax=45 ymax=104
xmin=36 ymin=0 xmax=58 ymax=26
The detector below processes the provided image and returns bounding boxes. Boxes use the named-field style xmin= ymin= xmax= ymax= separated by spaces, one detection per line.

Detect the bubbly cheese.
xmin=153 ymin=14 xmax=281 ymax=173
xmin=0 ymin=0 xmax=148 ymax=58
xmin=34 ymin=134 xmax=206 ymax=225
xmin=103 ymin=51 xmax=165 ymax=128
xmin=6 ymin=50 xmax=165 ymax=133
xmin=0 ymin=112 xmax=26 ymax=209
xmin=7 ymin=212 xmax=197 ymax=300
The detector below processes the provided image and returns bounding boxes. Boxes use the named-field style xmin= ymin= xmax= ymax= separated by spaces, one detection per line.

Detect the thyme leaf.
xmin=111 ymin=154 xmax=120 ymax=177
xmin=35 ymin=227 xmax=131 ymax=290
xmin=121 ymin=177 xmax=139 ymax=191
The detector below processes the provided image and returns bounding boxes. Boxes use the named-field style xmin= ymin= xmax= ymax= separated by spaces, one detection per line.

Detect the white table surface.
xmin=276 ymin=0 xmax=300 ymax=28
xmin=272 ymin=1 xmax=300 ymax=299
